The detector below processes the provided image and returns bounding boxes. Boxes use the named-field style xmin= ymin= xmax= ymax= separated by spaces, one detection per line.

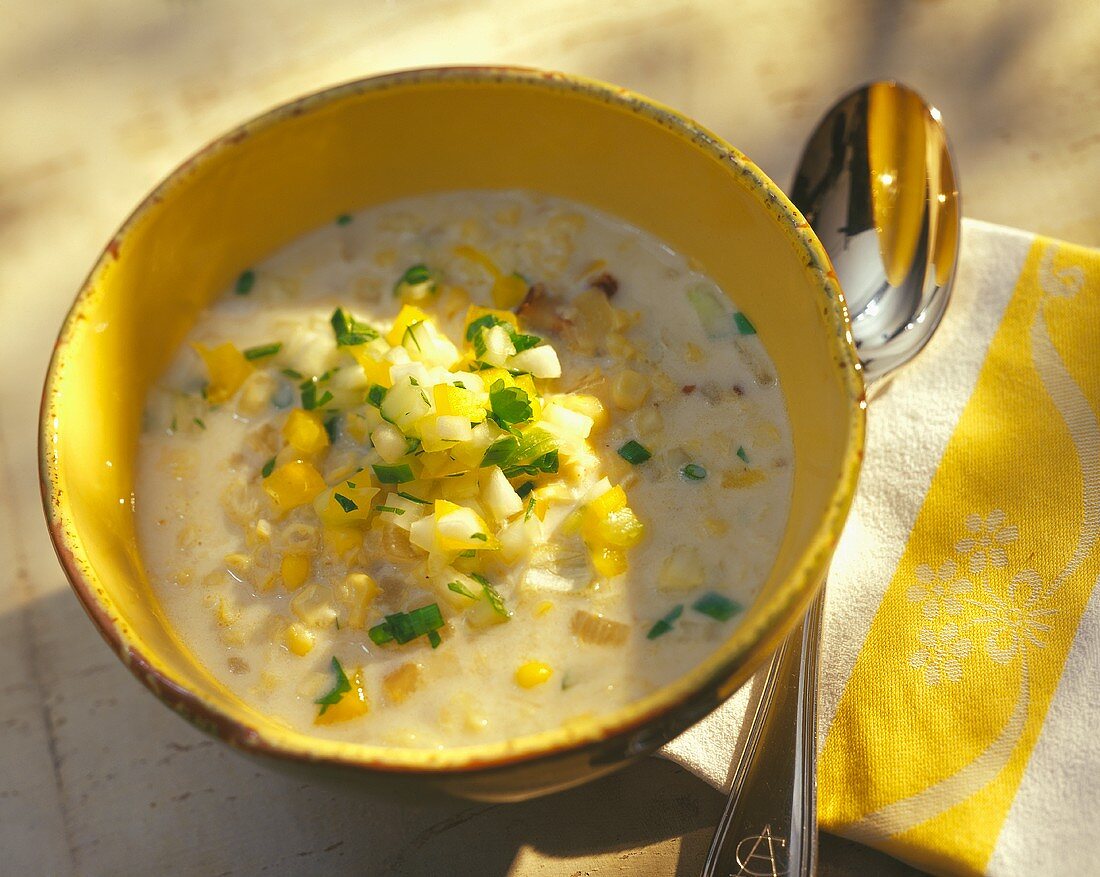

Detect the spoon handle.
xmin=702 ymin=588 xmax=822 ymax=877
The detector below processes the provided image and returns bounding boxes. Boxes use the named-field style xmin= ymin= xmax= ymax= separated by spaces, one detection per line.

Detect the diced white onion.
xmin=483 ymin=466 xmax=523 ymax=520
xmin=509 ymin=345 xmax=561 ymax=378
xmin=436 ymin=415 xmax=474 ymax=442
xmin=370 ymin=423 xmax=408 ymax=463
xmin=542 ymin=402 xmax=593 ymax=439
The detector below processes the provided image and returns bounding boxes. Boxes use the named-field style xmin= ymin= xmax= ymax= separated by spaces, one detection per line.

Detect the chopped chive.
xmin=404 ymin=436 xmax=422 ymax=456
xmin=330 ymin=307 xmax=379 ymax=346
xmin=647 ymin=604 xmax=684 ymax=640
xmin=333 ymin=493 xmax=358 ymax=513
xmin=192 ymin=417 xmax=206 ymax=430
xmin=373 ymin=505 xmax=405 ymax=516
xmin=692 ymin=592 xmax=743 ymax=622
xmin=367 ymin=384 xmax=387 ymax=408
xmin=261 ymin=457 xmax=276 ymax=478
xmin=458 ymin=549 xmax=476 ymax=558
xmin=448 ymin=580 xmax=477 ymax=599
xmin=515 ymin=481 xmax=536 ymax=499
xmin=470 ymin=533 xmax=488 ymax=542
xmin=243 ymin=342 xmax=282 ymax=361
xmin=736 ymin=446 xmax=749 ymax=463
xmin=368 ymin=602 xmax=444 ymax=646
xmin=733 ymin=312 xmax=757 ymax=335
xmin=681 ymin=463 xmax=707 ymax=481
xmin=617 ymin=440 xmax=652 ymax=465
xmin=336 ymin=213 xmax=353 ymax=226
xmin=300 ymin=382 xmax=334 ymax=411
xmin=281 ymin=368 xmax=303 ymax=380
xmin=524 ymin=495 xmax=536 ymax=521
xmin=470 ymin=572 xmax=509 ymax=618
xmin=393 ymin=264 xmax=437 ymax=298
xmin=397 ymin=491 xmax=429 ymax=505
xmin=402 ymin=322 xmax=423 ymax=351
xmin=372 ymin=462 xmax=415 ymax=484
xmin=234 ymin=270 xmax=255 ymax=295
xmin=324 ymin=415 xmax=340 ymax=443
xmin=314 ymin=657 xmax=351 ymax=715
xmin=428 ymin=629 xmax=442 ymax=649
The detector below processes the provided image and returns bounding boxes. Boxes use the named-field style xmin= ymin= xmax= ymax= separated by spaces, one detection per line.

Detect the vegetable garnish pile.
xmin=194 ymin=264 xmax=655 ymax=721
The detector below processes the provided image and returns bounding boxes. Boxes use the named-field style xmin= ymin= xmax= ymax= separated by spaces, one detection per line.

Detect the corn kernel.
xmin=338 ymin=573 xmax=379 ymax=628
xmin=535 ymin=601 xmax=554 ymax=617
xmin=590 ymin=545 xmax=628 ymax=578
xmin=314 ymin=670 xmax=369 ymax=725
xmin=705 ymin=517 xmax=730 ymax=536
xmin=684 ymin=342 xmax=706 ymax=363
xmin=515 ymin=661 xmax=553 ymax=689
xmin=383 ymin=663 xmax=423 ymax=704
xmin=290 ymin=584 xmax=337 ymax=627
xmin=237 ymin=371 xmax=276 ymax=415
xmin=324 ymin=525 xmax=363 ymax=557
xmin=264 ymin=461 xmax=326 ymax=512
xmin=611 ymin=369 xmax=650 ymax=411
xmin=283 ymin=409 xmax=329 ymax=456
xmin=281 ymin=553 xmax=310 ymax=590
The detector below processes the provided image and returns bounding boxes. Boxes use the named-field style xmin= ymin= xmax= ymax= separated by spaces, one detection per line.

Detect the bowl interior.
xmin=42 ymin=69 xmax=862 ymax=772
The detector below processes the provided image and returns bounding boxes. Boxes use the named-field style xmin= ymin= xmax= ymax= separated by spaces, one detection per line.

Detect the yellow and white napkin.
xmin=662 ymin=219 xmax=1100 ymax=876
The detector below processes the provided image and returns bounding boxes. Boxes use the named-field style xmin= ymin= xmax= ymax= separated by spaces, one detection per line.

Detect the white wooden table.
xmin=3 ymin=1 xmax=1098 ymax=873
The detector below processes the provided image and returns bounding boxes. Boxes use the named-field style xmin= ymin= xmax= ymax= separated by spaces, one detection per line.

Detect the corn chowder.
xmin=136 ymin=191 xmax=793 ymax=747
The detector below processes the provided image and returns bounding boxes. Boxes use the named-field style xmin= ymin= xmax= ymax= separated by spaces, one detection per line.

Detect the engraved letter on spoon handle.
xmin=702 ymin=587 xmax=822 ymax=877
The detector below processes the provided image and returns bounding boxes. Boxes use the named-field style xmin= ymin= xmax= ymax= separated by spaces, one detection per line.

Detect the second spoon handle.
xmin=702 ymin=587 xmax=823 ymax=877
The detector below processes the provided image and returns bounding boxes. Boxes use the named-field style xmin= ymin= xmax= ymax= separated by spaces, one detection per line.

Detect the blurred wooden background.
xmin=2 ymin=1 xmax=1097 ymax=874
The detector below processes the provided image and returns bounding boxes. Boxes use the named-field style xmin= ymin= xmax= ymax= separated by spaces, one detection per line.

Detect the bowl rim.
xmin=39 ymin=64 xmax=866 ymax=777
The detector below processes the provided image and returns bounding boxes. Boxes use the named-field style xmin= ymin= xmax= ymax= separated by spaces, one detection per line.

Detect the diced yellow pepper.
xmin=284 ymin=622 xmax=315 ymax=656
xmin=280 ymin=553 xmax=310 ymax=590
xmin=282 ymin=409 xmax=329 ymax=456
xmin=590 ymin=545 xmax=628 ymax=578
xmin=439 ymin=471 xmax=480 ymax=502
xmin=418 ymin=451 xmax=469 ymax=479
xmin=415 ymin=415 xmax=457 ymax=453
xmin=434 ymin=500 xmax=500 ymax=551
xmin=193 ymin=342 xmax=254 ymax=405
xmin=586 ymin=485 xmax=627 ymax=518
xmin=433 ymin=384 xmax=488 ymax=423
xmin=462 ymin=303 xmax=519 ymax=336
xmin=314 ymin=669 xmax=369 ymax=725
xmin=383 ymin=663 xmax=423 ymax=704
xmin=315 ymin=482 xmax=380 ymax=526
xmin=350 ymin=347 xmax=392 ymax=387
xmin=585 ymin=506 xmax=645 ymax=549
xmin=385 ymin=304 xmax=430 ymax=346
xmin=264 ymin=461 xmax=326 ymax=512
xmin=556 ymin=394 xmax=607 ymax=432
xmin=454 ymin=248 xmax=527 ymax=307
xmin=514 ymin=661 xmax=553 ymax=689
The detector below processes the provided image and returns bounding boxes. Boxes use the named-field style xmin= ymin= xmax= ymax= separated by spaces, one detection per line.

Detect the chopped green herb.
xmin=428 ymin=629 xmax=442 ymax=648
xmin=333 ymin=493 xmax=358 ymax=513
xmin=647 ymin=604 xmax=684 ymax=640
xmin=367 ymin=384 xmax=387 ymax=408
xmin=470 ymin=533 xmax=488 ymax=542
xmin=281 ymin=368 xmax=303 ymax=380
xmin=402 ymin=322 xmax=424 ymax=351
xmin=736 ymin=445 xmax=749 ymax=463
xmin=489 ymin=379 xmax=533 ymax=426
xmin=447 ymin=580 xmax=477 ymax=600
xmin=324 ymin=415 xmax=340 ymax=443
xmin=687 ymin=283 xmax=737 ymax=340
xmin=300 ymin=382 xmax=334 ymax=411
xmin=470 ymin=573 xmax=509 ymax=618
xmin=681 ymin=463 xmax=707 ymax=481
xmin=465 ymin=313 xmax=508 ymax=342
xmin=515 ymin=481 xmax=536 ymax=499
xmin=373 ymin=505 xmax=406 ymax=516
xmin=524 ymin=495 xmax=536 ymax=521
xmin=192 ymin=417 xmax=206 ymax=430
xmin=169 ymin=415 xmax=178 ymax=433
xmin=261 ymin=457 xmax=276 ymax=478
xmin=234 ymin=270 xmax=255 ymax=296
xmin=336 ymin=213 xmax=353 ymax=226
xmin=314 ymin=657 xmax=351 ymax=715
xmin=397 ymin=491 xmax=429 ymax=505
xmin=510 ymin=332 xmax=542 ymax=353
xmin=502 ymin=450 xmax=558 ymax=479
xmin=692 ymin=592 xmax=743 ymax=622
xmin=618 ymin=440 xmax=652 ymax=465
xmin=372 ymin=462 xmax=415 ymax=484
xmin=458 ymin=549 xmax=477 ymax=558
xmin=404 ymin=436 xmax=422 ymax=456
xmin=330 ymin=307 xmax=379 ymax=346
xmin=243 ymin=342 xmax=282 ymax=361
xmin=481 ymin=435 xmax=520 ymax=468
xmin=393 ymin=264 xmax=437 ymax=300
xmin=369 ymin=602 xmax=445 ymax=646
xmin=733 ymin=312 xmax=757 ymax=335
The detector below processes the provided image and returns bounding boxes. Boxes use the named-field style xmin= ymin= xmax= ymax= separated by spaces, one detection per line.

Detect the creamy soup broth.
xmin=136 ymin=190 xmax=793 ymax=747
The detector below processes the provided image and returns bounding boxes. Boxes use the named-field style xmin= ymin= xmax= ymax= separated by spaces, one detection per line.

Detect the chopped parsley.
xmin=393 ymin=264 xmax=437 ymax=300
xmin=333 ymin=493 xmax=358 ymax=513
xmin=234 ymin=270 xmax=255 ymax=295
xmin=617 ymin=440 xmax=652 ymax=465
xmin=367 ymin=384 xmax=387 ymax=408
xmin=646 ymin=604 xmax=684 ymax=640
xmin=465 ymin=313 xmax=541 ymax=353
xmin=368 ymin=602 xmax=444 ymax=646
xmin=243 ymin=342 xmax=282 ymax=361
xmin=261 ymin=457 xmax=276 ymax=478
xmin=314 ymin=656 xmax=351 ymax=715
xmin=692 ymin=592 xmax=743 ymax=622
xmin=330 ymin=307 xmax=379 ymax=346
xmin=736 ymin=445 xmax=749 ymax=463
xmin=489 ymin=379 xmax=533 ymax=426
xmin=192 ymin=417 xmax=206 ymax=430
xmin=372 ymin=462 xmax=415 ymax=484
xmin=470 ymin=532 xmax=488 ymax=542
xmin=681 ymin=463 xmax=707 ymax=481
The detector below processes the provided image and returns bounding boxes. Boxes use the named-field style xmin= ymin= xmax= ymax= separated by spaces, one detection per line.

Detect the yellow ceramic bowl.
xmin=40 ymin=67 xmax=864 ymax=801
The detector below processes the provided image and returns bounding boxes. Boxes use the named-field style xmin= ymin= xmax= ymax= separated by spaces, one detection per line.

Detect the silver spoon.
xmin=702 ymin=81 xmax=960 ymax=877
